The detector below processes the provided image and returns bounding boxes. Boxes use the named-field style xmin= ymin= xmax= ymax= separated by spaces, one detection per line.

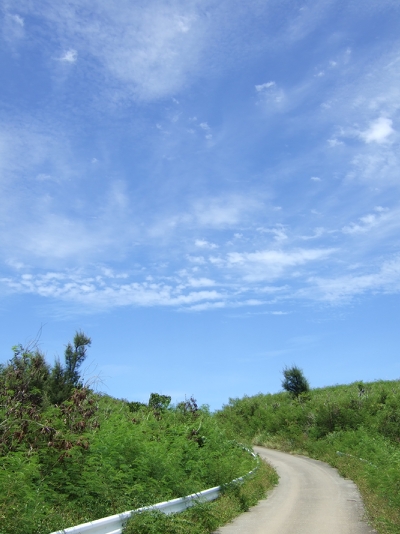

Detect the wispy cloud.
xmin=255 ymin=80 xmax=285 ymax=108
xmin=1 ymin=0 xmax=400 ymax=318
xmin=192 ymin=195 xmax=261 ymax=228
xmin=0 ymin=270 xmax=224 ymax=310
xmin=225 ymin=248 xmax=335 ymax=282
xmin=2 ymin=12 xmax=25 ymax=44
xmin=13 ymin=0 xmax=210 ymax=102
xmin=307 ymin=254 xmax=400 ymax=303
xmin=255 ymin=81 xmax=275 ymax=92
xmin=342 ymin=208 xmax=390 ymax=235
xmin=199 ymin=122 xmax=212 ymax=140
xmin=195 ymin=239 xmax=218 ymax=249
xmin=59 ymin=49 xmax=78 ymax=63
xmin=301 ymin=228 xmax=325 ymax=241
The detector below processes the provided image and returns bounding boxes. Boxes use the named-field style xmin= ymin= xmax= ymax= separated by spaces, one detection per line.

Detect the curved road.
xmin=216 ymin=447 xmax=377 ymax=534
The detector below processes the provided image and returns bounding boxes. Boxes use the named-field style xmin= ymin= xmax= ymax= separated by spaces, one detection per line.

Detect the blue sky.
xmin=1 ymin=0 xmax=399 ymax=409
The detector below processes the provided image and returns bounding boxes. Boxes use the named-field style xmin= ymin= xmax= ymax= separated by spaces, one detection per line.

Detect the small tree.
xmin=64 ymin=331 xmax=91 ymax=388
xmin=148 ymin=393 xmax=171 ymax=411
xmin=282 ymin=365 xmax=310 ymax=397
xmin=47 ymin=331 xmax=91 ymax=404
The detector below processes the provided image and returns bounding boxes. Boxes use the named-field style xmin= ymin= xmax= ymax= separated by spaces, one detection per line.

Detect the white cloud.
xmin=256 ymin=80 xmax=285 ymax=107
xmin=257 ymin=225 xmax=288 ymax=242
xmin=226 ymin=248 xmax=335 ymax=281
xmin=209 ymin=256 xmax=223 ymax=266
xmin=327 ymin=138 xmax=343 ymax=147
xmin=13 ymin=216 xmax=114 ymax=261
xmin=359 ymin=117 xmax=395 ymax=144
xmin=348 ymin=147 xmax=399 ymax=184
xmin=33 ymin=1 xmax=208 ymax=101
xmin=185 ymin=297 xmax=265 ymax=312
xmin=308 ymin=255 xmax=400 ymax=303
xmin=255 ymin=81 xmax=275 ymax=91
xmin=0 ymin=119 xmax=136 ymax=266
xmin=0 ymin=120 xmax=73 ymax=181
xmin=195 ymin=239 xmax=218 ymax=249
xmin=342 ymin=215 xmax=376 ymax=234
xmin=199 ymin=122 xmax=212 ymax=139
xmin=259 ymin=285 xmax=288 ymax=294
xmin=187 ymin=255 xmax=206 ymax=264
xmin=186 ymin=277 xmax=216 ymax=287
xmin=301 ymin=227 xmax=325 ymax=241
xmin=11 ymin=14 xmax=24 ymax=27
xmin=342 ymin=210 xmax=387 ymax=235
xmin=147 ymin=195 xmax=261 ymax=239
xmin=193 ymin=195 xmax=260 ymax=228
xmin=59 ymin=49 xmax=78 ymax=63
xmin=319 ymin=43 xmax=400 ymax=187
xmin=0 ymin=271 xmax=224 ymax=310
xmin=271 ymin=227 xmax=287 ymax=242
xmin=185 ymin=301 xmax=226 ymax=312
xmin=310 ymin=176 xmax=321 ymax=182
xmin=2 ymin=13 xmax=25 ymax=43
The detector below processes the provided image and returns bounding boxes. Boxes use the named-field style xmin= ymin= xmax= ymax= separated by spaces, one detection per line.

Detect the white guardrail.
xmin=51 ymin=449 xmax=259 ymax=534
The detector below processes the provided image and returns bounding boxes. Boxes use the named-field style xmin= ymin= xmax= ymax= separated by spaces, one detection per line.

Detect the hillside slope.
xmin=216 ymin=380 xmax=400 ymax=534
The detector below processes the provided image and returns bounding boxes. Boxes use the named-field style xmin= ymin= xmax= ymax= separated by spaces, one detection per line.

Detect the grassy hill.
xmin=216 ymin=379 xmax=400 ymax=534
xmin=3 ymin=335 xmax=398 ymax=533
xmin=0 ymin=336 xmax=272 ymax=534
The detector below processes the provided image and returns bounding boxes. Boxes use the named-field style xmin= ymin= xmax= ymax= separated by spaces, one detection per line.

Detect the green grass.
xmin=216 ymin=379 xmax=400 ymax=534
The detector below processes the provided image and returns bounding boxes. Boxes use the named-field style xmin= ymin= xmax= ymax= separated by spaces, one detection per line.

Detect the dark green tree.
xmin=64 ymin=331 xmax=91 ymax=388
xmin=282 ymin=365 xmax=310 ymax=397
xmin=148 ymin=393 xmax=171 ymax=411
xmin=47 ymin=331 xmax=91 ymax=405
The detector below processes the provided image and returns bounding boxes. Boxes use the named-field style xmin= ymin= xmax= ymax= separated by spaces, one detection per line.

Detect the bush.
xmin=281 ymin=365 xmax=310 ymax=397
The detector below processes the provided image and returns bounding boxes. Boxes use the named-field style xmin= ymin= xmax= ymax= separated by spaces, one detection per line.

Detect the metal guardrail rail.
xmin=50 ymin=449 xmax=259 ymax=534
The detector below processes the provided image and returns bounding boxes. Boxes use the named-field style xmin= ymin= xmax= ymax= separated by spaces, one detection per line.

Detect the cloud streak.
xmin=307 ymin=255 xmax=400 ymax=303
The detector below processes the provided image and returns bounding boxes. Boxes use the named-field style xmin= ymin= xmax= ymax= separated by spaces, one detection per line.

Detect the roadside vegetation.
xmin=123 ymin=460 xmax=277 ymax=534
xmin=216 ymin=374 xmax=400 ymax=534
xmin=0 ymin=334 xmax=270 ymax=534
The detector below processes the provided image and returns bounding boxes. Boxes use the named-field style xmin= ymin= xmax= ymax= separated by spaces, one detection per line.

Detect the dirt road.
xmin=215 ymin=447 xmax=377 ymax=534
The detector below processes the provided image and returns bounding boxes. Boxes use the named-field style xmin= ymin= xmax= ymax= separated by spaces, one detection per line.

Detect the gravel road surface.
xmin=215 ymin=446 xmax=377 ymax=534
